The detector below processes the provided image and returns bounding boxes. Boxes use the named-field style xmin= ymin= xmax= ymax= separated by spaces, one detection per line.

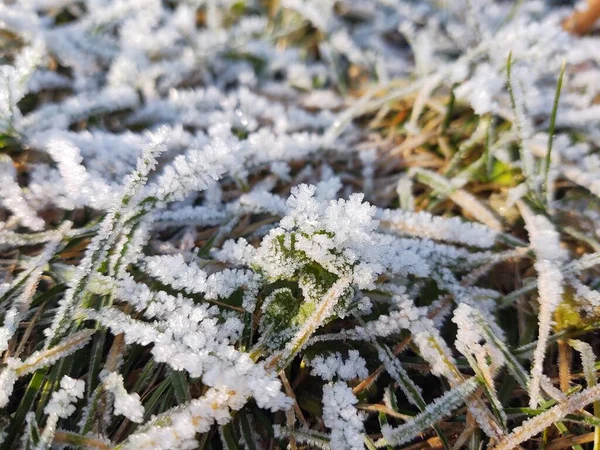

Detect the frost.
xmin=103 ymin=372 xmax=144 ymax=423
xmin=0 ymin=155 xmax=44 ymax=230
xmin=519 ymin=202 xmax=566 ymax=408
xmin=322 ymin=381 xmax=365 ymax=450
xmin=311 ymin=350 xmax=369 ymax=381
xmin=45 ymin=375 xmax=84 ymax=418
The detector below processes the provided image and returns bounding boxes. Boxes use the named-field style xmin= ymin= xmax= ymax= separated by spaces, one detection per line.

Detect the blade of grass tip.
xmin=569 ymin=339 xmax=600 ymax=450
xmin=544 ymin=61 xmax=566 ymax=198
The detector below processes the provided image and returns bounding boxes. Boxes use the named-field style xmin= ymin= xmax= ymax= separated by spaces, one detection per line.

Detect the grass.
xmin=2 ymin=2 xmax=600 ymax=450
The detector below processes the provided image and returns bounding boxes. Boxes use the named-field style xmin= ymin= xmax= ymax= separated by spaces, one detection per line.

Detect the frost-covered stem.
xmin=43 ymin=132 xmax=167 ymax=348
xmin=569 ymin=340 xmax=600 ymax=450
xmin=506 ymin=52 xmax=536 ymax=195
xmin=267 ymin=276 xmax=351 ymax=371
xmin=114 ymin=387 xmax=237 ymax=450
xmin=377 ymin=208 xmax=498 ymax=248
xmin=518 ymin=201 xmax=565 ymax=408
xmin=492 ymin=383 xmax=600 ymax=450
xmin=274 ymin=426 xmax=332 ymax=449
xmin=1 ymin=224 xmax=68 ymax=355
xmin=15 ymin=330 xmax=94 ymax=378
xmin=377 ymin=378 xmax=479 ymax=448
xmin=372 ymin=339 xmax=453 ymax=450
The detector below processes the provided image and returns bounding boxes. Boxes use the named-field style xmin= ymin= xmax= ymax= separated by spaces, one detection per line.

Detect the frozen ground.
xmin=1 ymin=1 xmax=600 ymax=449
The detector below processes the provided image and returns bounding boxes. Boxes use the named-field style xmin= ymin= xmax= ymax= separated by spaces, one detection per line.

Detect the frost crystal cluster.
xmin=1 ymin=0 xmax=600 ymax=449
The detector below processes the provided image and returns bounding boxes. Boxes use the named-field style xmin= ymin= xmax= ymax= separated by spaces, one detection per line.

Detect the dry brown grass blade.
xmin=563 ymin=0 xmax=600 ymax=35
xmin=399 ymin=436 xmax=445 ymax=450
xmin=355 ymin=402 xmax=412 ymax=420
xmin=279 ymin=371 xmax=308 ymax=427
xmin=546 ymin=432 xmax=596 ymax=450
xmin=558 ymin=339 xmax=572 ymax=393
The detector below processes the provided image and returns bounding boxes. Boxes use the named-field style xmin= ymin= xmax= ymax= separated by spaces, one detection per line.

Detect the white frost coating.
xmin=103 ymin=372 xmax=145 ymax=423
xmin=381 ymin=378 xmax=479 ymax=447
xmin=378 ymin=208 xmax=498 ymax=248
xmin=311 ymin=350 xmax=369 ymax=381
xmin=120 ymin=387 xmax=245 ymax=450
xmin=492 ymin=383 xmax=600 ymax=450
xmin=249 ymin=184 xmax=429 ymax=292
xmin=144 ymin=254 xmax=261 ymax=310
xmin=569 ymin=340 xmax=597 ymax=389
xmin=45 ymin=375 xmax=84 ymax=418
xmin=34 ymin=376 xmax=85 ymax=450
xmin=86 ymin=276 xmax=291 ymax=412
xmin=519 ymin=202 xmax=567 ymax=408
xmin=0 ymin=309 xmax=18 ymax=355
xmin=0 ymin=367 xmax=17 ymax=409
xmin=45 ymin=139 xmax=115 ymax=210
xmin=453 ymin=303 xmax=504 ymax=370
xmin=151 ymin=137 xmax=242 ymax=203
xmin=0 ymin=155 xmax=44 ymax=230
xmin=322 ymin=381 xmax=365 ymax=450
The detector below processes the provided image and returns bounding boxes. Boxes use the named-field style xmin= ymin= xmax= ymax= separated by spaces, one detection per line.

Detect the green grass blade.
xmin=544 ymin=60 xmax=566 ymax=196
